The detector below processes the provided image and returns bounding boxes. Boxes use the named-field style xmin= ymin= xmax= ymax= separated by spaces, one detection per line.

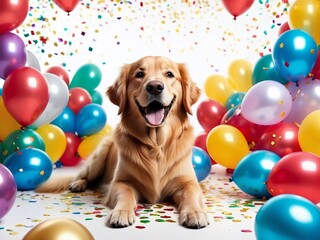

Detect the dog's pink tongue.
xmin=146 ymin=109 xmax=165 ymax=126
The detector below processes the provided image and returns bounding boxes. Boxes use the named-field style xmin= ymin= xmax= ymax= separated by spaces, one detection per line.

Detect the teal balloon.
xmin=2 ymin=128 xmax=45 ymax=162
xmin=89 ymin=89 xmax=103 ymax=105
xmin=76 ymin=103 xmax=107 ymax=137
xmin=252 ymin=54 xmax=287 ymax=85
xmin=255 ymin=194 xmax=320 ymax=240
xmin=272 ymin=29 xmax=318 ymax=82
xmin=232 ymin=150 xmax=280 ymax=198
xmin=225 ymin=92 xmax=245 ymax=110
xmin=3 ymin=148 xmax=53 ymax=190
xmin=51 ymin=107 xmax=76 ymax=133
xmin=69 ymin=63 xmax=102 ymax=91
xmin=192 ymin=147 xmax=212 ymax=182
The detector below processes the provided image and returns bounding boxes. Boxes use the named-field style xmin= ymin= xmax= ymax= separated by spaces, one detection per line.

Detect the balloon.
xmin=252 ymin=54 xmax=287 ymax=85
xmin=3 ymin=67 xmax=49 ymax=126
xmin=222 ymin=106 xmax=267 ymax=145
xmin=232 ymin=150 xmax=280 ymax=198
xmin=255 ymin=122 xmax=301 ymax=157
xmin=46 ymin=66 xmax=70 ymax=86
xmin=298 ymin=109 xmax=320 ymax=156
xmin=222 ymin=0 xmax=254 ymax=20
xmin=267 ymin=152 xmax=320 ymax=204
xmin=272 ymin=29 xmax=318 ymax=82
xmin=0 ymin=96 xmax=20 ymax=140
xmin=204 ymin=74 xmax=234 ymax=105
xmin=2 ymin=129 xmax=45 ymax=162
xmin=196 ymin=99 xmax=227 ymax=132
xmin=23 ymin=218 xmax=94 ymax=240
xmin=225 ymin=92 xmax=245 ymax=110
xmin=228 ymin=59 xmax=253 ymax=92
xmin=26 ymin=50 xmax=41 ymax=71
xmin=31 ymin=73 xmax=69 ymax=128
xmin=311 ymin=50 xmax=320 ymax=79
xmin=60 ymin=132 xmax=82 ymax=166
xmin=53 ymin=0 xmax=80 ymax=13
xmin=0 ymin=32 xmax=27 ymax=79
xmin=76 ymin=104 xmax=107 ymax=137
xmin=255 ymin=194 xmax=320 ymax=240
xmin=206 ymin=125 xmax=250 ymax=169
xmin=194 ymin=132 xmax=215 ymax=164
xmin=0 ymin=0 xmax=29 ymax=33
xmin=68 ymin=87 xmax=92 ymax=114
xmin=70 ymin=63 xmax=102 ymax=91
xmin=51 ymin=107 xmax=76 ymax=133
xmin=278 ymin=21 xmax=290 ymax=36
xmin=3 ymin=148 xmax=53 ymax=190
xmin=289 ymin=0 xmax=320 ymax=45
xmin=241 ymin=80 xmax=292 ymax=125
xmin=192 ymin=147 xmax=212 ymax=182
xmin=78 ymin=124 xmax=113 ymax=159
xmin=36 ymin=124 xmax=67 ymax=163
xmin=0 ymin=164 xmax=17 ymax=219
xmin=89 ymin=89 xmax=103 ymax=105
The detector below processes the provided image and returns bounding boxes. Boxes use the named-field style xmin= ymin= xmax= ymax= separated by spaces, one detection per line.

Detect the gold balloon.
xmin=228 ymin=59 xmax=253 ymax=92
xmin=289 ymin=0 xmax=320 ymax=44
xmin=204 ymin=74 xmax=234 ymax=105
xmin=0 ymin=97 xmax=20 ymax=140
xmin=23 ymin=218 xmax=94 ymax=240
xmin=298 ymin=110 xmax=320 ymax=156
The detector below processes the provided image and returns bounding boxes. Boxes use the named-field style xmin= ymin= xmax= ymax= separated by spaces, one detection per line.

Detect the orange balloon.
xmin=0 ymin=97 xmax=20 ymax=140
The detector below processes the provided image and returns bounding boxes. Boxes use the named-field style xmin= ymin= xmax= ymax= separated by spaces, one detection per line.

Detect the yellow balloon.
xmin=289 ymin=0 xmax=320 ymax=44
xmin=0 ymin=97 xmax=21 ymax=140
xmin=228 ymin=59 xmax=253 ymax=92
xmin=36 ymin=124 xmax=67 ymax=163
xmin=23 ymin=218 xmax=94 ymax=240
xmin=298 ymin=110 xmax=320 ymax=156
xmin=78 ymin=124 xmax=113 ymax=159
xmin=204 ymin=74 xmax=234 ymax=105
xmin=206 ymin=125 xmax=250 ymax=169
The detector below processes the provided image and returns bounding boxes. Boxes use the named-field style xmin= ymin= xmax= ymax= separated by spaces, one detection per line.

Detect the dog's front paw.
xmin=106 ymin=210 xmax=135 ymax=228
xmin=180 ymin=211 xmax=209 ymax=229
xmin=68 ymin=179 xmax=88 ymax=192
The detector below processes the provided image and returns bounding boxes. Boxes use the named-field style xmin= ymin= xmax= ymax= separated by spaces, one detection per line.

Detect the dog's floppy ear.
xmin=178 ymin=63 xmax=201 ymax=115
xmin=106 ymin=64 xmax=129 ymax=115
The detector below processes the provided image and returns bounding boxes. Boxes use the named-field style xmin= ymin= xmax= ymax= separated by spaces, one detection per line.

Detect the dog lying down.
xmin=37 ymin=56 xmax=209 ymax=229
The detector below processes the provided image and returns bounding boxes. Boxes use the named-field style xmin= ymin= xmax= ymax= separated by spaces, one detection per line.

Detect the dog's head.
xmin=107 ymin=56 xmax=200 ymax=128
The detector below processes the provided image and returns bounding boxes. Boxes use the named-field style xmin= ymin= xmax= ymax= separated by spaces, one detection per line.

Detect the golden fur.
xmin=36 ymin=56 xmax=209 ymax=229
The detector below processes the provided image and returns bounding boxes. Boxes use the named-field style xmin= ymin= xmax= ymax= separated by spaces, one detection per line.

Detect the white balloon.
xmin=30 ymin=73 xmax=69 ymax=128
xmin=26 ymin=50 xmax=41 ymax=71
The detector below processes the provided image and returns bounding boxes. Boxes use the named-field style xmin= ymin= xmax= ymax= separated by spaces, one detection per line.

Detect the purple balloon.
xmin=0 ymin=32 xmax=27 ymax=79
xmin=0 ymin=164 xmax=17 ymax=219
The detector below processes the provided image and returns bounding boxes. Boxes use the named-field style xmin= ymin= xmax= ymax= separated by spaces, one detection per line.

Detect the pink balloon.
xmin=0 ymin=164 xmax=17 ymax=219
xmin=241 ymin=80 xmax=292 ymax=125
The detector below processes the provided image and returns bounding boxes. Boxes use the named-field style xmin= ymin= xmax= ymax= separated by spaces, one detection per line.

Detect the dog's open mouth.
xmin=136 ymin=98 xmax=175 ymax=127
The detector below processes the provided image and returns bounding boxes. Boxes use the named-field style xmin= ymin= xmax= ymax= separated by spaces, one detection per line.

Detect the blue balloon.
xmin=51 ymin=107 xmax=76 ymax=133
xmin=3 ymin=148 xmax=53 ymax=190
xmin=255 ymin=194 xmax=320 ymax=240
xmin=192 ymin=147 xmax=212 ymax=182
xmin=76 ymin=103 xmax=107 ymax=137
xmin=232 ymin=150 xmax=280 ymax=198
xmin=272 ymin=29 xmax=318 ymax=82
xmin=225 ymin=92 xmax=245 ymax=110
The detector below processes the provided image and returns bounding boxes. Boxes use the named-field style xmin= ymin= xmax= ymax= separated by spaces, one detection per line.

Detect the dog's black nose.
xmin=146 ymin=81 xmax=164 ymax=96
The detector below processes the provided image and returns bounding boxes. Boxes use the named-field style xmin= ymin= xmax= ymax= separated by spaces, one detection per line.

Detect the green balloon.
xmin=2 ymin=128 xmax=45 ymax=162
xmin=89 ymin=89 xmax=103 ymax=105
xmin=69 ymin=63 xmax=102 ymax=91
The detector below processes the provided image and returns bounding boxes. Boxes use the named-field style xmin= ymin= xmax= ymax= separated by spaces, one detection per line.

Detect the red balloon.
xmin=222 ymin=0 xmax=254 ymax=19
xmin=254 ymin=122 xmax=301 ymax=157
xmin=46 ymin=66 xmax=70 ymax=86
xmin=0 ymin=0 xmax=29 ymax=33
xmin=196 ymin=99 xmax=227 ymax=132
xmin=60 ymin=132 xmax=82 ymax=166
xmin=194 ymin=132 xmax=216 ymax=164
xmin=53 ymin=0 xmax=80 ymax=13
xmin=311 ymin=50 xmax=320 ymax=79
xmin=68 ymin=87 xmax=92 ymax=114
xmin=278 ymin=21 xmax=291 ymax=36
xmin=3 ymin=67 xmax=49 ymax=126
xmin=267 ymin=152 xmax=320 ymax=204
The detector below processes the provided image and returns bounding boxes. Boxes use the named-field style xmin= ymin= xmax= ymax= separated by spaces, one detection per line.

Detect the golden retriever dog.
xmin=37 ymin=56 xmax=209 ymax=229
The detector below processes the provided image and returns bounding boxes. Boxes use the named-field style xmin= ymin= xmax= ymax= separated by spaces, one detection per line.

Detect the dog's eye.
xmin=166 ymin=71 xmax=175 ymax=78
xmin=135 ymin=71 xmax=145 ymax=78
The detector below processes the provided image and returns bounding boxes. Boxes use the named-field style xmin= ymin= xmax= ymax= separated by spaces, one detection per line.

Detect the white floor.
xmin=0 ymin=164 xmax=263 ymax=240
